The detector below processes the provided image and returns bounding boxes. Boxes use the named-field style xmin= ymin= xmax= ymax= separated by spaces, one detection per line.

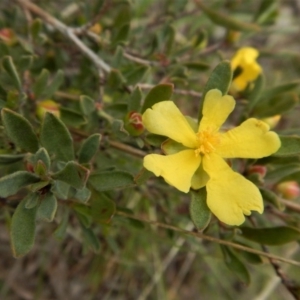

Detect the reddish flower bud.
xmin=0 ymin=28 xmax=16 ymax=45
xmin=36 ymin=100 xmax=60 ymax=120
xmin=276 ymin=181 xmax=300 ymax=200
xmin=248 ymin=165 xmax=267 ymax=179
xmin=124 ymin=111 xmax=144 ymax=136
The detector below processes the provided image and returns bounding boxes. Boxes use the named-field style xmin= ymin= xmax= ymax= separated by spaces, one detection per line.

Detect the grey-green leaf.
xmin=1 ymin=108 xmax=39 ymax=153
xmin=190 ymin=188 xmax=211 ymax=230
xmin=0 ymin=171 xmax=40 ymax=197
xmin=78 ymin=133 xmax=101 ymax=164
xmin=40 ymin=112 xmax=74 ymax=162
xmin=37 ymin=193 xmax=57 ymax=222
xmin=199 ymin=61 xmax=232 ymax=120
xmin=2 ymin=56 xmax=22 ymax=91
xmin=10 ymin=197 xmax=37 ymax=257
xmin=141 ymin=83 xmax=174 ymax=113
xmin=89 ymin=170 xmax=135 ymax=191
xmin=240 ymin=226 xmax=300 ymax=245
xmin=80 ymin=95 xmax=95 ymax=115
xmin=52 ymin=161 xmax=90 ymax=189
xmin=273 ymin=136 xmax=300 ymax=157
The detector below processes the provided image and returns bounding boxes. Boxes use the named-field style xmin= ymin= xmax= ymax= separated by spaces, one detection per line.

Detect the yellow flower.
xmin=142 ymin=89 xmax=281 ymax=225
xmin=231 ymin=47 xmax=262 ymax=91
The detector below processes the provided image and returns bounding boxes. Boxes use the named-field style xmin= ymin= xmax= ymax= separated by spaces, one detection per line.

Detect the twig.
xmin=116 ymin=211 xmax=300 ymax=267
xmin=16 ymin=0 xmax=111 ymax=73
xmin=280 ymin=198 xmax=300 ymax=213
xmin=138 ymin=83 xmax=202 ymax=98
xmin=107 ymin=140 xmax=146 ymax=158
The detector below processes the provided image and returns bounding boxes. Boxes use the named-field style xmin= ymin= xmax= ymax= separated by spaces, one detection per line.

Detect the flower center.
xmin=195 ymin=129 xmax=220 ymax=156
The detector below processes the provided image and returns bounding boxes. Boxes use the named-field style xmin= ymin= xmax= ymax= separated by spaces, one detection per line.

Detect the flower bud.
xmin=261 ymin=115 xmax=281 ymax=129
xmin=276 ymin=181 xmax=300 ymax=200
xmin=0 ymin=28 xmax=17 ymax=46
xmin=36 ymin=100 xmax=60 ymax=120
xmin=124 ymin=111 xmax=144 ymax=136
xmin=247 ymin=165 xmax=267 ymax=179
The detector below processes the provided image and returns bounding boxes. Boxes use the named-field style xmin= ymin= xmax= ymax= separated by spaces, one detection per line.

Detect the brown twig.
xmin=116 ymin=211 xmax=300 ymax=267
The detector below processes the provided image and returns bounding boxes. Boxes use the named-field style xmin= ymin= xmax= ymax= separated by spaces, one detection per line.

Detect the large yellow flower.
xmin=142 ymin=89 xmax=281 ymax=225
xmin=231 ymin=47 xmax=262 ymax=91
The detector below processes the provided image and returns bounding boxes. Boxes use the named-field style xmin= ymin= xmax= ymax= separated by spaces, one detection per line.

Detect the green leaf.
xmin=161 ymin=139 xmax=188 ymax=155
xmin=128 ymin=86 xmax=143 ymax=112
xmin=0 ymin=171 xmax=40 ymax=197
xmin=33 ymin=68 xmax=49 ymax=99
xmin=221 ymin=245 xmax=251 ymax=285
xmin=24 ymin=192 xmax=39 ymax=209
xmin=2 ymin=56 xmax=22 ymax=91
xmin=183 ymin=61 xmax=210 ymax=72
xmin=79 ymin=95 xmax=95 ymax=115
xmin=199 ymin=61 xmax=232 ymax=121
xmin=89 ymin=170 xmax=135 ymax=191
xmin=273 ymin=136 xmax=300 ymax=157
xmin=34 ymin=147 xmax=51 ymax=170
xmin=141 ymin=84 xmax=174 ymax=113
xmin=71 ymin=187 xmax=91 ymax=203
xmin=90 ymin=191 xmax=116 ymax=223
xmin=189 ymin=188 xmax=211 ymax=230
xmin=60 ymin=107 xmax=87 ymax=127
xmin=145 ymin=134 xmax=167 ymax=147
xmin=40 ymin=112 xmax=74 ymax=162
xmin=107 ymin=69 xmax=126 ymax=89
xmin=1 ymin=108 xmax=39 ymax=153
xmin=198 ymin=2 xmax=260 ymax=32
xmin=254 ymin=0 xmax=278 ymax=25
xmin=81 ymin=225 xmax=101 ymax=253
xmin=0 ymin=154 xmax=25 ymax=165
xmin=240 ymin=226 xmax=300 ymax=245
xmin=10 ymin=197 xmax=37 ymax=257
xmin=78 ymin=133 xmax=101 ymax=164
xmin=123 ymin=65 xmax=149 ymax=85
xmin=247 ymin=74 xmax=265 ymax=111
xmin=259 ymin=188 xmax=285 ymax=211
xmin=54 ymin=208 xmax=69 ymax=240
xmin=51 ymin=180 xmax=70 ymax=200
xmin=30 ymin=18 xmax=42 ymax=41
xmin=134 ymin=168 xmax=153 ymax=185
xmin=233 ymin=242 xmax=263 ymax=264
xmin=265 ymin=163 xmax=300 ymax=182
xmin=73 ymin=204 xmax=92 ymax=228
xmin=43 ymin=70 xmax=64 ymax=99
xmin=261 ymin=81 xmax=300 ymax=99
xmin=52 ymin=161 xmax=90 ymax=189
xmin=37 ymin=193 xmax=57 ymax=222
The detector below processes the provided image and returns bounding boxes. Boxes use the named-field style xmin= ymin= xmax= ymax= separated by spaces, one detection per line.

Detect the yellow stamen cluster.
xmin=195 ymin=129 xmax=220 ymax=156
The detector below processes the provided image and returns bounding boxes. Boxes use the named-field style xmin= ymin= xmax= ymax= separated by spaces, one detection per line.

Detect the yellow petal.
xmin=144 ymin=150 xmax=201 ymax=193
xmin=191 ymin=163 xmax=209 ymax=190
xmin=199 ymin=89 xmax=235 ymax=132
xmin=143 ymin=101 xmax=197 ymax=148
xmin=203 ymin=154 xmax=263 ymax=225
xmin=216 ymin=118 xmax=281 ymax=158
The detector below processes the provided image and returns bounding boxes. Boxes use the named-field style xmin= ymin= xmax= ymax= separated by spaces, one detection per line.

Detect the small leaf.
xmin=24 ymin=192 xmax=39 ymax=209
xmin=0 ymin=171 xmax=40 ymax=197
xmin=81 ymin=225 xmax=101 ymax=253
xmin=123 ymin=65 xmax=149 ymax=85
xmin=162 ymin=139 xmax=188 ymax=155
xmin=197 ymin=2 xmax=260 ymax=32
xmin=0 ymin=154 xmax=25 ymax=165
xmin=247 ymin=74 xmax=265 ymax=111
xmin=73 ymin=204 xmax=92 ymax=228
xmin=79 ymin=95 xmax=95 ymax=115
xmin=30 ymin=18 xmax=42 ymax=41
xmin=1 ymin=108 xmax=39 ymax=153
xmin=78 ymin=133 xmax=101 ymax=164
xmin=221 ymin=245 xmax=251 ymax=285
xmin=60 ymin=107 xmax=87 ymax=127
xmin=134 ymin=168 xmax=153 ymax=185
xmin=199 ymin=61 xmax=232 ymax=121
xmin=52 ymin=161 xmax=90 ymax=189
xmin=40 ymin=112 xmax=74 ymax=162
xmin=190 ymin=188 xmax=211 ymax=230
xmin=90 ymin=191 xmax=116 ymax=223
xmin=240 ymin=226 xmax=300 ymax=245
xmin=34 ymin=147 xmax=51 ymax=170
xmin=2 ymin=56 xmax=22 ymax=91
xmin=265 ymin=163 xmax=300 ymax=182
xmin=261 ymin=81 xmax=300 ymax=99
xmin=145 ymin=133 xmax=167 ymax=147
xmin=259 ymin=188 xmax=285 ymax=211
xmin=37 ymin=193 xmax=57 ymax=222
xmin=71 ymin=187 xmax=91 ymax=203
xmin=254 ymin=0 xmax=278 ymax=25
xmin=51 ymin=180 xmax=70 ymax=199
xmin=10 ymin=197 xmax=37 ymax=257
xmin=183 ymin=61 xmax=210 ymax=72
xmin=33 ymin=68 xmax=49 ymax=98
xmin=89 ymin=170 xmax=135 ymax=191
xmin=128 ymin=86 xmax=143 ymax=112
xmin=141 ymin=84 xmax=174 ymax=113
xmin=43 ymin=70 xmax=64 ymax=99
xmin=273 ymin=136 xmax=300 ymax=157
xmin=54 ymin=208 xmax=69 ymax=240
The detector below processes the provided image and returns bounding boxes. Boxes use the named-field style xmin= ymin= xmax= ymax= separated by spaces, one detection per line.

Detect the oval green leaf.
xmin=240 ymin=226 xmax=300 ymax=245
xmin=10 ymin=197 xmax=37 ymax=257
xmin=37 ymin=193 xmax=57 ymax=222
xmin=78 ymin=133 xmax=101 ymax=164
xmin=273 ymin=136 xmax=300 ymax=157
xmin=2 ymin=56 xmax=22 ymax=91
xmin=2 ymin=108 xmax=39 ymax=153
xmin=40 ymin=112 xmax=74 ymax=162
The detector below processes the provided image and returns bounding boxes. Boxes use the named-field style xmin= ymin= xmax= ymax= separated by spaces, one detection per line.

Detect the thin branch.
xmin=116 ymin=211 xmax=300 ymax=267
xmin=16 ymin=0 xmax=111 ymax=73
